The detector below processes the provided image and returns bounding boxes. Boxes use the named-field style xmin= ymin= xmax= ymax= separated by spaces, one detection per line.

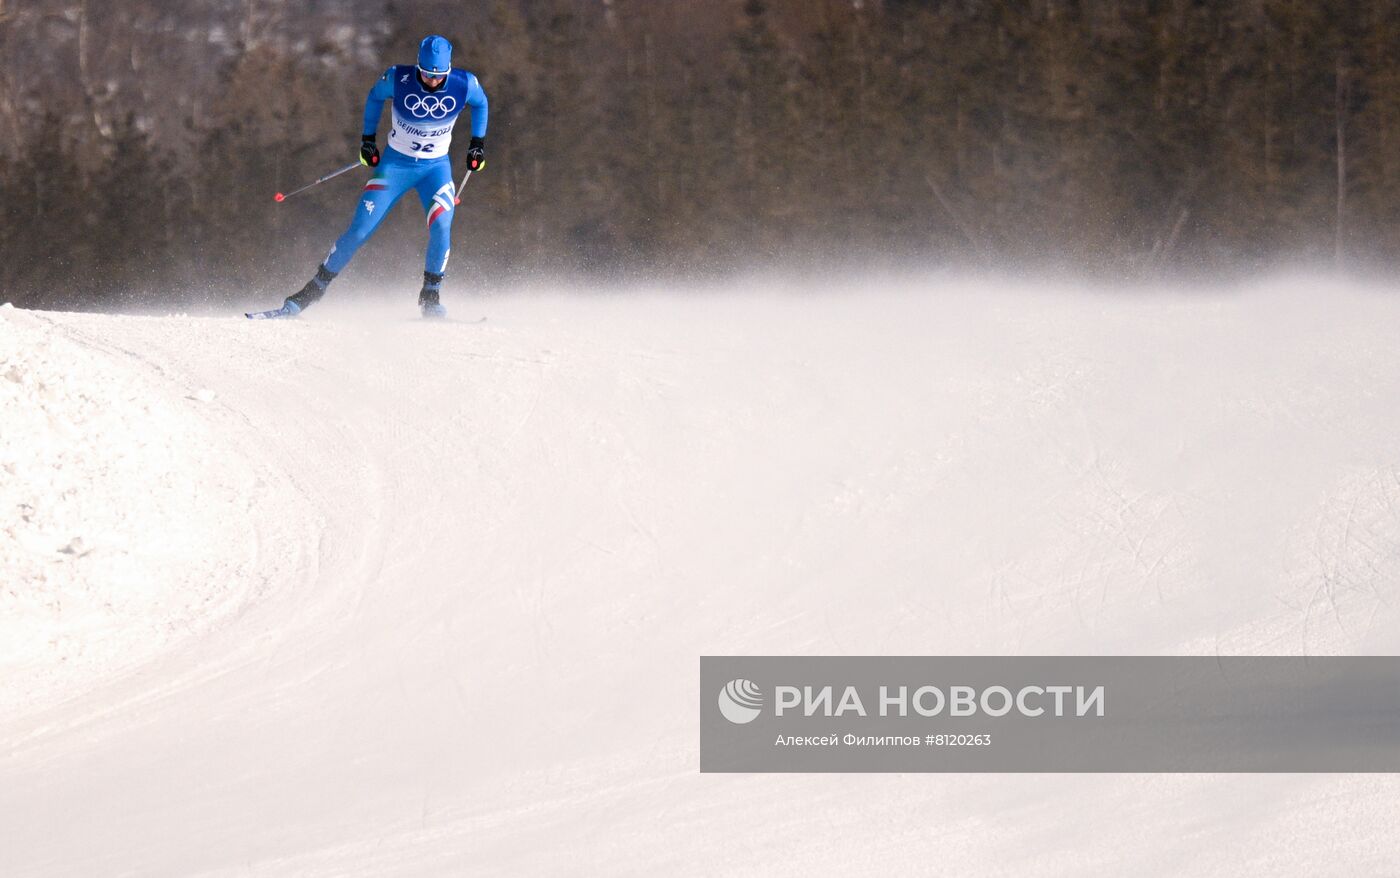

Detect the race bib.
xmin=387 ymin=68 xmax=469 ymax=159
xmin=388 ymin=108 xmax=455 ymax=158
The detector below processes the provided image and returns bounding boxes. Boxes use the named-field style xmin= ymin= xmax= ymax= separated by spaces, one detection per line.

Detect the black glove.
xmin=466 ymin=136 xmax=486 ymax=172
xmin=359 ymin=135 xmax=380 ymax=168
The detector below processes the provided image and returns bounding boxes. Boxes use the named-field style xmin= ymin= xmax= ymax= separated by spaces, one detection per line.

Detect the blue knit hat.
xmin=417 ymin=35 xmax=452 ymax=77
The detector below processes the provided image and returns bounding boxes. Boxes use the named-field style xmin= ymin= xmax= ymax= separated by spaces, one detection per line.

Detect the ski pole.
xmin=454 ymin=169 xmax=472 ymax=205
xmin=273 ymin=162 xmax=362 ymax=203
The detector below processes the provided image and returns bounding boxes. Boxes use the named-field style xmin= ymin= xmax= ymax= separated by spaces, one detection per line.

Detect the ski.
xmin=245 ymin=302 xmax=302 ymax=320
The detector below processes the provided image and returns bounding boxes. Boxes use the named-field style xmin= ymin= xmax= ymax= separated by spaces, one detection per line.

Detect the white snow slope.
xmin=2 ymin=278 xmax=1400 ymax=876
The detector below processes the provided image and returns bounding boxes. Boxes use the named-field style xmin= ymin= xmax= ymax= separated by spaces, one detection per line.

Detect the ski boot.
xmin=249 ymin=264 xmax=337 ymax=319
xmin=286 ymin=264 xmax=338 ymax=313
xmin=419 ymin=271 xmax=447 ymax=319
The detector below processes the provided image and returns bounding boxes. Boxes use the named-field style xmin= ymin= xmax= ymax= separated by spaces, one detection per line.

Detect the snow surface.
xmin=2 ymin=278 xmax=1399 ymax=875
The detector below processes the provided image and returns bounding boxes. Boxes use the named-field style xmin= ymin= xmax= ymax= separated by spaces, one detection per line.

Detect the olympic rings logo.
xmin=404 ymin=94 xmax=457 ymax=119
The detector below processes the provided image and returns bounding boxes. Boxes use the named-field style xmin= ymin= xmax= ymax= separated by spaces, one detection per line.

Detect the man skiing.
xmin=256 ymin=35 xmax=487 ymax=319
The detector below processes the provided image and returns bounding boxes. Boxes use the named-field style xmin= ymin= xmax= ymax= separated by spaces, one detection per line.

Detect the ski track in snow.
xmin=2 ymin=279 xmax=1400 ymax=875
xmin=0 ymin=304 xmax=312 ymax=726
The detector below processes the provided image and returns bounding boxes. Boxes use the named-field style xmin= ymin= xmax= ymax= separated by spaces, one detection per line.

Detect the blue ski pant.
xmin=324 ymin=148 xmax=456 ymax=276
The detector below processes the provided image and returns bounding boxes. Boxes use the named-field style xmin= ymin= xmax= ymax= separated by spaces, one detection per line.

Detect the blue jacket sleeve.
xmin=466 ymin=74 xmax=488 ymax=139
xmin=362 ymin=68 xmax=396 ymax=137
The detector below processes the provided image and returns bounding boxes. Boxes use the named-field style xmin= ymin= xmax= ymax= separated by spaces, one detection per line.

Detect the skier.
xmin=259 ymin=35 xmax=487 ymax=319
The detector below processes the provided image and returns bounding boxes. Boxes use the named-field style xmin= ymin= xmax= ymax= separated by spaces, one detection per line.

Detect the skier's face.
xmin=418 ymin=71 xmax=446 ymax=90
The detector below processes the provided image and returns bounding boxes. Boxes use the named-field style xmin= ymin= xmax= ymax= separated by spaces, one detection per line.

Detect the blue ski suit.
xmin=323 ymin=65 xmax=488 ymax=277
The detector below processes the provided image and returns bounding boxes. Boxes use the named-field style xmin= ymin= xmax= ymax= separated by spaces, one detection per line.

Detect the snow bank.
xmin=0 ymin=306 xmax=269 ymax=719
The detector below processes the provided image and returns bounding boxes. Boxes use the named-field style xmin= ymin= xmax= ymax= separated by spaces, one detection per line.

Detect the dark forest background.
xmin=1 ymin=0 xmax=1397 ymax=308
